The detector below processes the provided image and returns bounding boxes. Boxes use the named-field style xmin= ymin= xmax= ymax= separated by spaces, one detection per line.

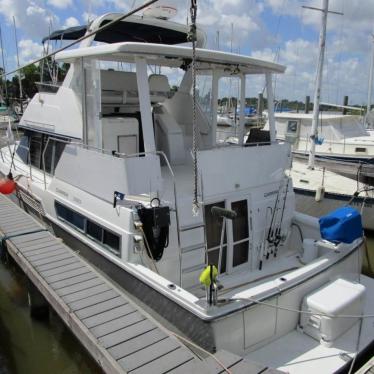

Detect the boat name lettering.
xmin=56 ymin=188 xmax=68 ymax=197
xmin=73 ymin=197 xmax=82 ymax=204
xmin=264 ymin=190 xmax=278 ymax=197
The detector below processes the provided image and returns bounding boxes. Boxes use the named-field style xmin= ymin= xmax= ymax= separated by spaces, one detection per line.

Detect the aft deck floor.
xmin=246 ymin=275 xmax=374 ymax=374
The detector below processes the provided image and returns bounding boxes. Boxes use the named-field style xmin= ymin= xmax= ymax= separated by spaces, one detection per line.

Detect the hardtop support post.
xmin=135 ymin=57 xmax=156 ymax=154
xmin=266 ymin=73 xmax=276 ymax=142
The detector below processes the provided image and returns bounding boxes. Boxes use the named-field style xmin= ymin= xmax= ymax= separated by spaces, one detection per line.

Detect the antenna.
xmin=0 ymin=25 xmax=8 ymax=103
xmin=367 ymin=32 xmax=374 ymax=118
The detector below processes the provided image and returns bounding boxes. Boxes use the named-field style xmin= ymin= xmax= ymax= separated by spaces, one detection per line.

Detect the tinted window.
xmin=87 ymin=220 xmax=103 ymax=241
xmin=104 ymin=230 xmax=120 ymax=252
xmin=231 ymin=200 xmax=249 ymax=267
xmin=55 ymin=201 xmax=121 ymax=256
xmin=55 ymin=202 xmax=85 ymax=231
xmin=16 ymin=136 xmax=29 ymax=164
xmin=29 ymin=133 xmax=42 ymax=168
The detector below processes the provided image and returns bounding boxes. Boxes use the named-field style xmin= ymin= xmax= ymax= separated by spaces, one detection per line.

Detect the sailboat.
xmin=0 ymin=7 xmax=373 ymax=373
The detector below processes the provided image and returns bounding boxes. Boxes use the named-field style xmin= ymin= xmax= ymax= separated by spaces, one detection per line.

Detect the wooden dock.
xmin=0 ymin=194 xmax=283 ymax=374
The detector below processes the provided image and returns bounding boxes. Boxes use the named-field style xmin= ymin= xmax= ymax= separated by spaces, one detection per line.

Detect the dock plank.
xmin=99 ymin=319 xmax=157 ymax=349
xmin=75 ymin=296 xmax=127 ymax=319
xmin=118 ymin=336 xmax=181 ymax=372
xmin=90 ymin=311 xmax=145 ymax=338
xmin=108 ymin=328 xmax=167 ymax=360
xmin=128 ymin=347 xmax=194 ymax=374
xmin=56 ymin=277 xmax=104 ymax=297
xmin=63 ymin=284 xmax=111 ymax=304
xmin=51 ymin=272 xmax=98 ymax=290
xmin=69 ymin=289 xmax=119 ymax=311
xmin=83 ymin=303 xmax=136 ymax=329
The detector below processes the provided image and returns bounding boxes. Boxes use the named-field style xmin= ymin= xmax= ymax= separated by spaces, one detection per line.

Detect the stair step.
xmin=181 ymin=243 xmax=206 ymax=254
xmin=179 ymin=223 xmax=205 ymax=232
xmin=182 ymin=263 xmax=205 ymax=274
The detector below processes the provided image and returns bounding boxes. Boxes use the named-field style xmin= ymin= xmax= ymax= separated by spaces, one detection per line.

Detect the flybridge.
xmin=42 ymin=13 xmax=203 ymax=46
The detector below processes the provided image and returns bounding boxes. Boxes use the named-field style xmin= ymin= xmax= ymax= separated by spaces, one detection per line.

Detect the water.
xmin=0 ymin=258 xmax=102 ymax=374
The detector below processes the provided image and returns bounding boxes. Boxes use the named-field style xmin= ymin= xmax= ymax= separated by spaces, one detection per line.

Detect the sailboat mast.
xmin=0 ymin=25 xmax=8 ymax=104
xmin=367 ymin=33 xmax=374 ymax=120
xmin=13 ymin=16 xmax=23 ymax=110
xmin=307 ymin=0 xmax=329 ymax=169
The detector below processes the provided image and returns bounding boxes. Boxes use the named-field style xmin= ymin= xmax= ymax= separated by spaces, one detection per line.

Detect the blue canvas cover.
xmin=319 ymin=207 xmax=363 ymax=243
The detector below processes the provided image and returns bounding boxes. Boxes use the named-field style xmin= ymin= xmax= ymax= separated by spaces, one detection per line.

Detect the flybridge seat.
xmin=101 ymin=70 xmax=139 ymax=106
xmin=148 ymin=74 xmax=171 ymax=103
xmin=100 ymin=70 xmax=171 ymax=107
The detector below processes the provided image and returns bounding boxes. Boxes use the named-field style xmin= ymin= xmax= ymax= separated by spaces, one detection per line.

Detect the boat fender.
xmin=199 ymin=265 xmax=218 ymax=286
xmin=0 ymin=173 xmax=16 ymax=195
xmin=315 ymin=186 xmax=325 ymax=202
xmin=136 ymin=199 xmax=170 ymax=261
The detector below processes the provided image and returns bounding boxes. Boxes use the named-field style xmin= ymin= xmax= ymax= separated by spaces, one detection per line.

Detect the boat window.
xmin=55 ymin=201 xmax=121 ymax=256
xmin=29 ymin=133 xmax=43 ymax=168
xmin=55 ymin=201 xmax=85 ymax=231
xmin=355 ymin=147 xmax=366 ymax=153
xmin=16 ymin=136 xmax=30 ymax=164
xmin=231 ymin=200 xmax=249 ymax=267
xmin=205 ymin=201 xmax=227 ymax=273
xmin=16 ymin=132 xmax=66 ymax=174
xmin=87 ymin=220 xmax=103 ymax=241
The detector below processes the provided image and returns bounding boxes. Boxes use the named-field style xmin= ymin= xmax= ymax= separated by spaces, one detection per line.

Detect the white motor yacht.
xmin=0 ymin=12 xmax=373 ymax=373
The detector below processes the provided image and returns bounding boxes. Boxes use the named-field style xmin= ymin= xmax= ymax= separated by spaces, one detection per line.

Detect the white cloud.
xmin=47 ymin=0 xmax=72 ymax=9
xmin=18 ymin=39 xmax=43 ymax=65
xmin=63 ymin=16 xmax=79 ymax=28
xmin=0 ymin=0 xmax=59 ymax=39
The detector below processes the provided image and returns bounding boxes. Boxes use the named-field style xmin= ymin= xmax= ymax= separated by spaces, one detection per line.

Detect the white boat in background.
xmin=0 ymin=10 xmax=373 ymax=374
xmin=291 ymin=159 xmax=374 ymax=231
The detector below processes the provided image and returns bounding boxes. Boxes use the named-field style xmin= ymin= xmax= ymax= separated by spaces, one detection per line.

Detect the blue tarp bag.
xmin=319 ymin=206 xmax=363 ymax=243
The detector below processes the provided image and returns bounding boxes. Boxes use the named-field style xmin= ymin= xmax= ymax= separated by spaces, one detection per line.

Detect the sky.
xmin=0 ymin=0 xmax=373 ymax=105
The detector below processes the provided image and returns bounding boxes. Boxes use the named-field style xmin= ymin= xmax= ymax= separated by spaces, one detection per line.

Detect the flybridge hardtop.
xmin=42 ymin=13 xmax=204 ymax=46
xmin=55 ymin=41 xmax=286 ymax=74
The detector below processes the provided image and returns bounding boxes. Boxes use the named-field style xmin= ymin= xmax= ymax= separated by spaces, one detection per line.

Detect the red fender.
xmin=0 ymin=177 xmax=16 ymax=194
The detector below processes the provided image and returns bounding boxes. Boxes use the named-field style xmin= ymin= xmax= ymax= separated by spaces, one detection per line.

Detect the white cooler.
xmin=299 ymin=278 xmax=366 ymax=346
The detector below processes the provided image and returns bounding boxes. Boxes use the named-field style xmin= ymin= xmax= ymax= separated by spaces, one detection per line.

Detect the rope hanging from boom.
xmin=188 ymin=0 xmax=199 ymax=215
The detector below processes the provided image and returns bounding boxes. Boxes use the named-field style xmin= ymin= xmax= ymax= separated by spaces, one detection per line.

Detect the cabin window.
xmin=205 ymin=201 xmax=227 ymax=273
xmin=231 ymin=200 xmax=249 ymax=267
xmin=287 ymin=121 xmax=298 ymax=133
xmin=355 ymin=147 xmax=366 ymax=153
xmin=55 ymin=201 xmax=85 ymax=231
xmin=16 ymin=132 xmax=66 ymax=174
xmin=55 ymin=201 xmax=121 ymax=256
xmin=29 ymin=133 xmax=43 ymax=168
xmin=16 ymin=136 xmax=30 ymax=164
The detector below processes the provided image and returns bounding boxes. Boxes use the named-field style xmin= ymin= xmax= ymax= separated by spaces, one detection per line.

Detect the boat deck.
xmin=0 ymin=193 xmax=284 ymax=374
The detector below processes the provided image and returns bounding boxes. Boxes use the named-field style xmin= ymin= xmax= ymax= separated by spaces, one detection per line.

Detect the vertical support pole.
xmin=81 ymin=58 xmax=88 ymax=145
xmin=367 ymin=34 xmax=374 ymax=120
xmin=211 ymin=70 xmax=219 ymax=146
xmin=238 ymin=74 xmax=246 ymax=145
xmin=343 ymin=95 xmax=349 ymax=115
xmin=266 ymin=72 xmax=276 ymax=142
xmin=308 ymin=0 xmax=329 ymax=169
xmin=135 ymin=57 xmax=156 ymax=154
xmin=257 ymin=92 xmax=264 ymax=117
xmin=305 ymin=95 xmax=310 ymax=114
xmin=27 ymin=281 xmax=49 ymax=320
